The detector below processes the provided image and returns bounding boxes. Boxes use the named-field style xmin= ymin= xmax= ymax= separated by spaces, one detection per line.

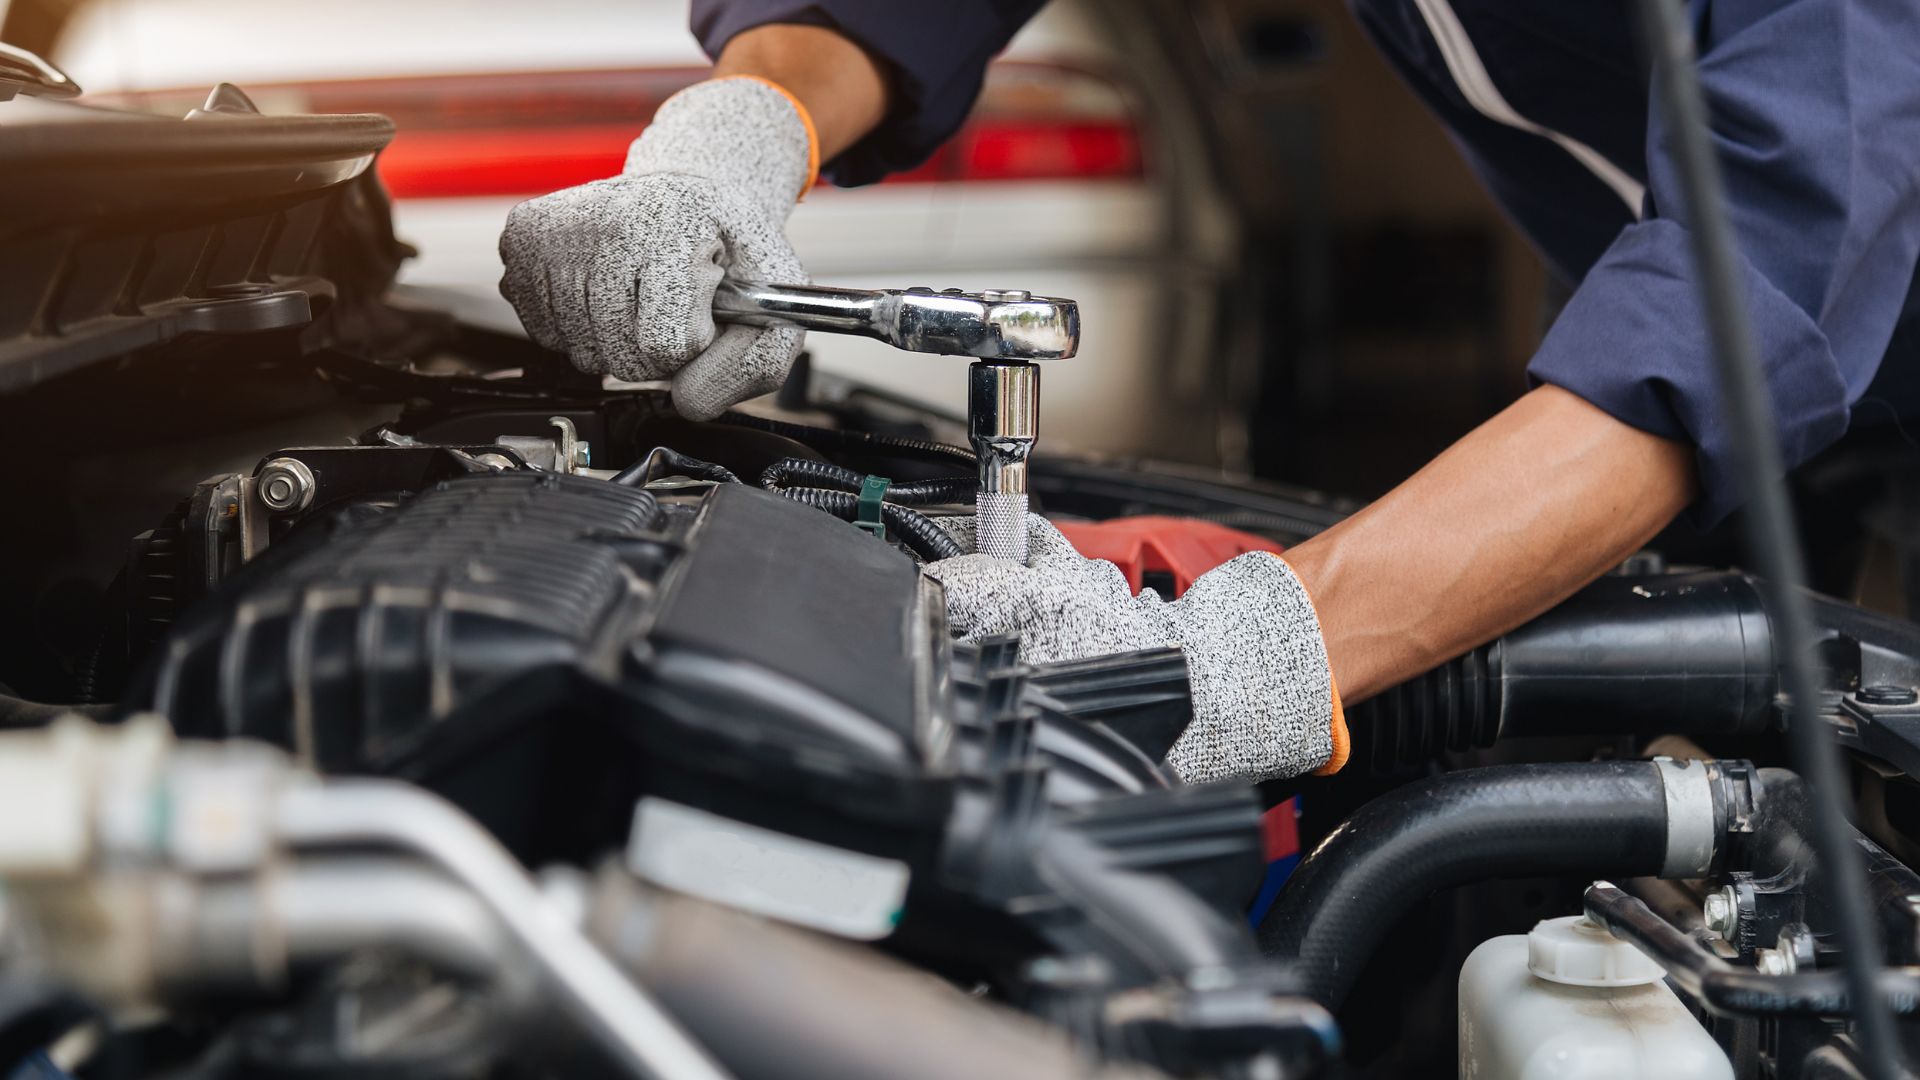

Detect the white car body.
xmin=56 ymin=0 xmax=1237 ymax=458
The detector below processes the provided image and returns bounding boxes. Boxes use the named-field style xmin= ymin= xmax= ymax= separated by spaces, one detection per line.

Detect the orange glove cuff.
xmin=1315 ymin=681 xmax=1351 ymax=776
xmin=1269 ymin=551 xmax=1350 ymax=776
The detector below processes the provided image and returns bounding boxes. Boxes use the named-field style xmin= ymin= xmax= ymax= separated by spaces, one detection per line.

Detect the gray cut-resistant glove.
xmin=924 ymin=515 xmax=1348 ymax=783
xmin=499 ymin=77 xmax=813 ymax=420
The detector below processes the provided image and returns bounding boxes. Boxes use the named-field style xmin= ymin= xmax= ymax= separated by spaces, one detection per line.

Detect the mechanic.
xmin=498 ymin=2 xmax=1920 ymax=784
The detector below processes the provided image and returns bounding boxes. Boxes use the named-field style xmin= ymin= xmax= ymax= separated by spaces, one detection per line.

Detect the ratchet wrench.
xmin=712 ymin=281 xmax=1079 ymax=563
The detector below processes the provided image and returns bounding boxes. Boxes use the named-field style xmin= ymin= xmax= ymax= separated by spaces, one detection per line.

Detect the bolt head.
xmin=1703 ymin=890 xmax=1734 ymax=936
xmin=1754 ymin=948 xmax=1790 ymax=976
xmin=256 ymin=458 xmax=315 ymax=514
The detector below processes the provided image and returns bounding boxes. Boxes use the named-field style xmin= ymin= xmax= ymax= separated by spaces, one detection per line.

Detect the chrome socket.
xmin=968 ymin=361 xmax=1039 ymax=563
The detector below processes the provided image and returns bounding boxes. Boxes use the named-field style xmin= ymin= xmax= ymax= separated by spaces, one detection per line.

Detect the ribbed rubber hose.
xmin=777 ymin=487 xmax=965 ymax=561
xmin=1255 ymin=762 xmax=1670 ymax=1009
xmin=759 ymin=457 xmax=975 ymax=506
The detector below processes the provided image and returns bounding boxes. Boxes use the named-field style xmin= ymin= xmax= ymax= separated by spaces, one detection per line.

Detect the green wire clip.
xmin=855 ymin=474 xmax=891 ymax=539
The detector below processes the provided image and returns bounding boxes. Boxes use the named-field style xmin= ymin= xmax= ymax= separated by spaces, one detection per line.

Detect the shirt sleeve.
xmin=690 ymin=1 xmax=1048 ymax=186
xmin=1526 ymin=0 xmax=1920 ymax=524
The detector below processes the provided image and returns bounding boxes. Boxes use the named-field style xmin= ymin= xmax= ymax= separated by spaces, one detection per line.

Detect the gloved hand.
xmin=499 ymin=76 xmax=815 ymax=421
xmin=924 ymin=515 xmax=1349 ymax=783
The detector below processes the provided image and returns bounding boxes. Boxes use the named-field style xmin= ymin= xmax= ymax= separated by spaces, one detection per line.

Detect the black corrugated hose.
xmin=1255 ymin=762 xmax=1671 ymax=1009
xmin=606 ymin=448 xmax=962 ymax=560
xmin=1632 ymin=0 xmax=1900 ymax=1072
xmin=759 ymin=457 xmax=975 ymax=506
xmin=778 ymin=487 xmax=965 ymax=562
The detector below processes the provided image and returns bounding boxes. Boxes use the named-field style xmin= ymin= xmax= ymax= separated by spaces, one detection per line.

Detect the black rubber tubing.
xmin=612 ymin=447 xmax=742 ymax=487
xmin=777 ymin=486 xmax=965 ymax=561
xmin=759 ymin=457 xmax=975 ymax=506
xmin=1255 ymin=761 xmax=1671 ymax=1009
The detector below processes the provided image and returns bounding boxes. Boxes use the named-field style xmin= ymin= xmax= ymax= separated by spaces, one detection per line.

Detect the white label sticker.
xmin=626 ymin=798 xmax=909 ymax=940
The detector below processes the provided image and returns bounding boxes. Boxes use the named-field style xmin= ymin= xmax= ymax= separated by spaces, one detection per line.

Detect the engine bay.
xmin=4 ymin=81 xmax=1920 ymax=1080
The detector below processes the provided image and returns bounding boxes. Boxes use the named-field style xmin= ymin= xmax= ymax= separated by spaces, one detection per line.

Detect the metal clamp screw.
xmin=257 ymin=458 xmax=316 ymax=514
xmin=1703 ymin=885 xmax=1740 ymax=938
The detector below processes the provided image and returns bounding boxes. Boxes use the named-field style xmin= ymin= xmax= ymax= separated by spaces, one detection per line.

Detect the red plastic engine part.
xmin=1053 ymin=516 xmax=1286 ymax=597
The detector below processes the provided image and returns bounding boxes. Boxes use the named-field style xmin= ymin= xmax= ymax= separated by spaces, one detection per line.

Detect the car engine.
xmin=4 ymin=75 xmax=1920 ymax=1080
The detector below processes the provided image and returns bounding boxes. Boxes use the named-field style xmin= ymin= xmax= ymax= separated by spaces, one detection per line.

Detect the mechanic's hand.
xmin=499 ymin=77 xmax=814 ymax=421
xmin=924 ymin=515 xmax=1349 ymax=783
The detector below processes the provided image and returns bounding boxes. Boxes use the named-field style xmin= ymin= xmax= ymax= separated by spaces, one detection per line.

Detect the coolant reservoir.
xmin=1459 ymin=915 xmax=1732 ymax=1079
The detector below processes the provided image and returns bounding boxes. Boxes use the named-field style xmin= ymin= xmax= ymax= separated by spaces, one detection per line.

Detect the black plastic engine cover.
xmin=132 ymin=474 xmax=932 ymax=780
xmin=648 ymin=481 xmax=924 ymax=755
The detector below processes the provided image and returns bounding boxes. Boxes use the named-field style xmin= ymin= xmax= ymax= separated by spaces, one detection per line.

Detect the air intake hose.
xmin=1256 ymin=760 xmax=1733 ymax=1009
xmin=1352 ymin=570 xmax=1776 ymax=768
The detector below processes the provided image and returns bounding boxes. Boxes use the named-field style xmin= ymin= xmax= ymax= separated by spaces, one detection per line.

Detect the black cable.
xmin=758 ymin=457 xmax=975 ymax=506
xmin=1632 ymin=1 xmax=1901 ymax=1073
xmin=612 ymin=447 xmax=741 ymax=487
xmin=775 ymin=487 xmax=964 ymax=561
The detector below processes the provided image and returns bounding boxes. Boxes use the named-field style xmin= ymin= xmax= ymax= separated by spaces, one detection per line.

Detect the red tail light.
xmin=378 ymin=125 xmax=635 ymax=199
xmin=92 ymin=61 xmax=1146 ymax=199
xmin=948 ymin=119 xmax=1142 ymax=182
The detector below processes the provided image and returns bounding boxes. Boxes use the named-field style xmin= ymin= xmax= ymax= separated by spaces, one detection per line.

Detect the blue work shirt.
xmin=692 ymin=0 xmax=1920 ymax=523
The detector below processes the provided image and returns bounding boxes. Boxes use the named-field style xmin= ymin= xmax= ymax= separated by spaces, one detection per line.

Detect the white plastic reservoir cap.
xmin=1526 ymin=915 xmax=1664 ymax=987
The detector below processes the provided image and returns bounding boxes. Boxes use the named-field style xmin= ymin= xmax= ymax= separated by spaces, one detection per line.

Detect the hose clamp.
xmin=1654 ymin=756 xmax=1718 ymax=877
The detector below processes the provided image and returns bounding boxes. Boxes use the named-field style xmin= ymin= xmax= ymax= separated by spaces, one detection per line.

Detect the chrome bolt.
xmin=257 ymin=458 xmax=315 ymax=514
xmin=1703 ymin=887 xmax=1738 ymax=938
xmin=1776 ymin=924 xmax=1816 ymax=974
xmin=1754 ymin=948 xmax=1790 ymax=976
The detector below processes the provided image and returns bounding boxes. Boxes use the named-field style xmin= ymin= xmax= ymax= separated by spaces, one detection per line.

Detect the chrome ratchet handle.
xmin=712 ymin=280 xmax=1079 ymax=362
xmin=713 ymin=279 xmax=1080 ymax=564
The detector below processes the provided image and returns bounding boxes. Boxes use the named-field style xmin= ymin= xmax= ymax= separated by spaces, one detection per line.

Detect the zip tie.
xmin=855 ymin=475 xmax=891 ymax=538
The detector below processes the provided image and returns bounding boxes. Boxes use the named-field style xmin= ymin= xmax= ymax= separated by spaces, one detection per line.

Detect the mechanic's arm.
xmin=930 ymin=394 xmax=1693 ymax=783
xmin=934 ymin=0 xmax=1920 ymax=783
xmin=1283 ymin=386 xmax=1694 ymax=702
xmin=709 ymin=25 xmax=887 ymax=163
xmin=1296 ymin=0 xmax=1919 ymax=698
